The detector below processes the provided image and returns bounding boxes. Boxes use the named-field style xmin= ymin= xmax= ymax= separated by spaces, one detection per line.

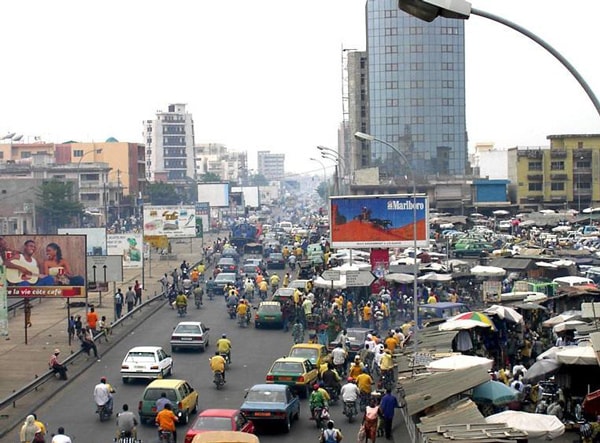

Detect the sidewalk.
xmin=0 ymin=238 xmax=204 ymax=435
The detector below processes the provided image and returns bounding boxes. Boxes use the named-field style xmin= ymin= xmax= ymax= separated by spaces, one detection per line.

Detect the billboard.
xmin=2 ymin=235 xmax=86 ymax=297
xmin=143 ymin=206 xmax=196 ymax=238
xmin=195 ymin=202 xmax=210 ymax=234
xmin=330 ymin=194 xmax=429 ymax=248
xmin=232 ymin=186 xmax=260 ymax=208
xmin=107 ymin=233 xmax=143 ymax=269
xmin=57 ymin=227 xmax=106 ymax=255
xmin=197 ymin=182 xmax=230 ymax=208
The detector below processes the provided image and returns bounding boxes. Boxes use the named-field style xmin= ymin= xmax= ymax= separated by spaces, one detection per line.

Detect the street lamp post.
xmin=310 ymin=157 xmax=328 ymax=201
xmin=318 ymin=145 xmax=350 ymax=194
xmin=320 ymin=152 xmax=341 ymax=196
xmin=398 ymin=0 xmax=600 ymax=118
xmin=354 ymin=131 xmax=421 ymax=364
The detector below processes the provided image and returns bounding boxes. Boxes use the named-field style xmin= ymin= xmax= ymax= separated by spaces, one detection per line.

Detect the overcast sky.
xmin=1 ymin=1 xmax=598 ymax=179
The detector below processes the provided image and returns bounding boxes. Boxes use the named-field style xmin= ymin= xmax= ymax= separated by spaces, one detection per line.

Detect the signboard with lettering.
xmin=330 ymin=194 xmax=429 ymax=248
xmin=143 ymin=206 xmax=196 ymax=238
xmin=107 ymin=233 xmax=143 ymax=269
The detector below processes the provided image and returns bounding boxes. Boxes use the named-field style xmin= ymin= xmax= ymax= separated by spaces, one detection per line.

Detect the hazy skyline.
xmin=1 ymin=1 xmax=598 ymax=178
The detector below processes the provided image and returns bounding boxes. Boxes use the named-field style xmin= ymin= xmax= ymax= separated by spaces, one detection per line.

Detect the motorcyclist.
xmin=115 ymin=403 xmax=138 ymax=440
xmin=379 ymin=348 xmax=395 ymax=388
xmin=93 ymin=376 xmax=115 ymax=414
xmin=155 ymin=402 xmax=178 ymax=442
xmin=309 ymin=383 xmax=328 ymax=421
xmin=209 ymin=351 xmax=227 ymax=382
xmin=236 ymin=299 xmax=249 ymax=325
xmin=175 ymin=291 xmax=187 ymax=314
xmin=193 ymin=284 xmax=203 ymax=307
xmin=216 ymin=334 xmax=232 ymax=363
xmin=331 ymin=342 xmax=348 ymax=377
xmin=340 ymin=377 xmax=360 ymax=416
xmin=258 ymin=279 xmax=268 ymax=300
xmin=269 ymin=273 xmax=280 ymax=293
xmin=321 ymin=363 xmax=342 ymax=398
xmin=244 ymin=277 xmax=255 ymax=299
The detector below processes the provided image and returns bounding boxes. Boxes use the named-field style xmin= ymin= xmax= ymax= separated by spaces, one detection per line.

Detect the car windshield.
xmin=191 ymin=416 xmax=231 ymax=431
xmin=270 ymin=253 xmax=283 ymax=259
xmin=174 ymin=324 xmax=201 ymax=334
xmin=143 ymin=388 xmax=177 ymax=402
xmin=243 ymin=265 xmax=257 ymax=273
xmin=343 ymin=330 xmax=368 ymax=344
xmin=246 ymin=390 xmax=286 ymax=403
xmin=271 ymin=362 xmax=303 ymax=374
xmin=125 ymin=352 xmax=156 ymax=361
xmin=289 ymin=348 xmax=317 ymax=364
xmin=215 ymin=274 xmax=235 ymax=282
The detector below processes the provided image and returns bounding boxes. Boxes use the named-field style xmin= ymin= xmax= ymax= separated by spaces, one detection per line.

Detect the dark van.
xmin=418 ymin=302 xmax=469 ymax=326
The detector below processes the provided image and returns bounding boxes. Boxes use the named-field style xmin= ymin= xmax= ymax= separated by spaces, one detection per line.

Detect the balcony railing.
xmin=550 ymin=150 xmax=567 ymax=158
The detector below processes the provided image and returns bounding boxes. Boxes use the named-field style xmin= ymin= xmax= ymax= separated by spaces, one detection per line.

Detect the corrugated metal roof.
xmin=489 ymin=257 xmax=535 ymax=270
xmin=402 ymin=365 xmax=491 ymax=415
xmin=418 ymin=398 xmax=485 ymax=434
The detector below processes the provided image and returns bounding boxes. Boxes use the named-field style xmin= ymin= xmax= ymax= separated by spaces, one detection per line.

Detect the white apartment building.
xmin=257 ymin=150 xmax=285 ymax=181
xmin=194 ymin=143 xmax=247 ymax=183
xmin=143 ymin=103 xmax=195 ymax=183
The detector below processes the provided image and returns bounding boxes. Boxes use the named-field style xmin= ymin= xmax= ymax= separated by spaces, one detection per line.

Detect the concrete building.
xmin=195 ymin=143 xmax=247 ymax=183
xmin=257 ymin=150 xmax=285 ymax=181
xmin=143 ymin=103 xmax=195 ymax=183
xmin=507 ymin=134 xmax=600 ymax=211
xmin=363 ymin=0 xmax=467 ymax=178
xmin=470 ymin=142 xmax=509 ymax=180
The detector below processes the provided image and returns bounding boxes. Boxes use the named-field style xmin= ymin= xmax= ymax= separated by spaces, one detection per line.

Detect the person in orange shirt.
xmin=255 ymin=274 xmax=264 ymax=285
xmin=384 ymin=332 xmax=398 ymax=352
xmin=86 ymin=306 xmax=99 ymax=333
xmin=362 ymin=303 xmax=372 ymax=328
xmin=155 ymin=402 xmax=178 ymax=442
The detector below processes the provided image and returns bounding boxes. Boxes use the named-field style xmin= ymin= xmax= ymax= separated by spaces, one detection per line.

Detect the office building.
xmin=143 ymin=103 xmax=195 ymax=183
xmin=257 ymin=150 xmax=285 ymax=181
xmin=363 ymin=0 xmax=467 ymax=179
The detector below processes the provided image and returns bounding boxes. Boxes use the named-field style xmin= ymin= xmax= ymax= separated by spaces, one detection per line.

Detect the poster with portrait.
xmin=2 ymin=235 xmax=86 ymax=298
xmin=107 ymin=233 xmax=143 ymax=269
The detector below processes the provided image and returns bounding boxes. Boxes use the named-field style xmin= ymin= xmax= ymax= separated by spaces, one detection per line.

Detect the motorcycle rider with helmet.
xmin=216 ymin=333 xmax=232 ymax=364
xmin=174 ymin=291 xmax=187 ymax=314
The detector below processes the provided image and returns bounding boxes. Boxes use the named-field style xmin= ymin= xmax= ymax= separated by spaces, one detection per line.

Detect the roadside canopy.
xmin=485 ymin=411 xmax=565 ymax=440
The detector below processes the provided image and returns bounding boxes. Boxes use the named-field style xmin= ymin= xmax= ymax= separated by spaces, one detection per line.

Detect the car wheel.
xmin=200 ymin=344 xmax=205 ymax=353
xmin=181 ymin=410 xmax=189 ymax=425
xmin=159 ymin=369 xmax=165 ymax=379
xmin=283 ymin=415 xmax=291 ymax=433
xmin=122 ymin=377 xmax=128 ymax=384
xmin=171 ymin=346 xmax=177 ymax=353
xmin=167 ymin=364 xmax=173 ymax=377
xmin=192 ymin=399 xmax=198 ymax=414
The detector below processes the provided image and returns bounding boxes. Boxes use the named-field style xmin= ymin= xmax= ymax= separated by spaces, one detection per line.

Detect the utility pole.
xmin=117 ymin=169 xmax=121 ymax=221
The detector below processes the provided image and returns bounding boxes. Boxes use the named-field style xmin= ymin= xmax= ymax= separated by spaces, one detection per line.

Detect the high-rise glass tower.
xmin=365 ymin=0 xmax=467 ymax=178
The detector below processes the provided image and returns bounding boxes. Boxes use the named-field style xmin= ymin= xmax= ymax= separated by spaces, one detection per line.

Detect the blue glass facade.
xmin=366 ymin=0 xmax=467 ymax=177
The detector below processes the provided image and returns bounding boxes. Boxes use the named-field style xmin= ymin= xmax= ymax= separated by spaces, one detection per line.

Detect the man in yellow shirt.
xmin=258 ymin=279 xmax=268 ymax=300
xmin=379 ymin=349 xmax=395 ymax=382
xmin=355 ymin=371 xmax=373 ymax=395
xmin=210 ymin=351 xmax=227 ymax=381
xmin=362 ymin=303 xmax=372 ymax=328
xmin=216 ymin=334 xmax=232 ymax=363
xmin=427 ymin=293 xmax=437 ymax=304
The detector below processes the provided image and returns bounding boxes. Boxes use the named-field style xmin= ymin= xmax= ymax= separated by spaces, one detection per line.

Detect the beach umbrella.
xmin=384 ymin=273 xmax=414 ymax=284
xmin=484 ymin=305 xmax=523 ymax=324
xmin=417 ymin=272 xmax=452 ymax=282
xmin=552 ymin=320 xmax=586 ymax=333
xmin=551 ymin=225 xmax=571 ymax=233
xmin=485 ymin=411 xmax=565 ymax=439
xmin=471 ymin=380 xmax=520 ymax=406
xmin=451 ymin=311 xmax=496 ymax=330
xmin=555 ymin=345 xmax=597 ymax=365
xmin=438 ymin=318 xmax=492 ymax=331
xmin=535 ymin=261 xmax=558 ymax=268
xmin=583 ymin=207 xmax=600 ymax=214
xmin=492 ymin=210 xmax=510 ymax=216
xmin=522 ymin=359 xmax=561 ymax=384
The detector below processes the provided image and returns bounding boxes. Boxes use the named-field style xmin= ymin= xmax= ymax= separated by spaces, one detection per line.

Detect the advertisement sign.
xmin=197 ymin=182 xmax=230 ymax=208
xmin=86 ymin=255 xmax=124 ymax=283
xmin=57 ymin=227 xmax=106 ymax=255
xmin=143 ymin=206 xmax=196 ymax=238
xmin=195 ymin=202 xmax=210 ymax=235
xmin=330 ymin=194 xmax=429 ymax=248
xmin=107 ymin=233 xmax=143 ymax=269
xmin=2 ymin=235 xmax=86 ymax=298
xmin=144 ymin=235 xmax=169 ymax=250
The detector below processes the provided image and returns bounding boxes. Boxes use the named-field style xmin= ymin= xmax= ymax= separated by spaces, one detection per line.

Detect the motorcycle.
xmin=96 ymin=403 xmax=113 ymax=422
xmin=166 ymin=285 xmax=177 ymax=309
xmin=177 ymin=304 xmax=187 ymax=317
xmin=238 ymin=312 xmax=249 ymax=328
xmin=312 ymin=406 xmax=330 ymax=429
xmin=114 ymin=430 xmax=138 ymax=443
xmin=324 ymin=386 xmax=340 ymax=405
xmin=194 ymin=290 xmax=203 ymax=309
xmin=343 ymin=400 xmax=358 ymax=423
xmin=158 ymin=429 xmax=174 ymax=443
xmin=213 ymin=370 xmax=225 ymax=390
xmin=219 ymin=351 xmax=231 ymax=368
xmin=228 ymin=305 xmax=237 ymax=319
xmin=379 ymin=370 xmax=395 ymax=391
xmin=259 ymin=290 xmax=267 ymax=301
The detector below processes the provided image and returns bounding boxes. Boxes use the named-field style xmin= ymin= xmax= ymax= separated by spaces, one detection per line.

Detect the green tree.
xmin=249 ymin=173 xmax=269 ymax=186
xmin=147 ymin=182 xmax=180 ymax=205
xmin=199 ymin=172 xmax=221 ymax=183
xmin=36 ymin=179 xmax=84 ymax=233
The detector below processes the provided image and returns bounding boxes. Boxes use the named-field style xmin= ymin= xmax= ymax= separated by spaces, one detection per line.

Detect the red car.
xmin=184 ymin=409 xmax=255 ymax=443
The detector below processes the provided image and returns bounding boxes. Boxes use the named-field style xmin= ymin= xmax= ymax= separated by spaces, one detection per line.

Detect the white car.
xmin=120 ymin=346 xmax=173 ymax=383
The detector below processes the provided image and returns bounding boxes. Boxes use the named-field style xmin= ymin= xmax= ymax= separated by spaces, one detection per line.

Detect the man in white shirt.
xmin=340 ymin=378 xmax=360 ymax=416
xmin=93 ymin=377 xmax=113 ymax=412
xmin=331 ymin=343 xmax=347 ymax=375
xmin=51 ymin=426 xmax=72 ymax=443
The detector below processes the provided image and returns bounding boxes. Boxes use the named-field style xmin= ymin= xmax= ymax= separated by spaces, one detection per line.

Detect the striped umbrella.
xmin=451 ymin=311 xmax=496 ymax=330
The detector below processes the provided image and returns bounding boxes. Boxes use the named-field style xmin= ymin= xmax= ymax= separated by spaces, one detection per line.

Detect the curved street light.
xmin=398 ymin=0 xmax=600 ymax=118
xmin=354 ymin=131 xmax=420 ymax=366
xmin=309 ymin=157 xmax=328 ymax=201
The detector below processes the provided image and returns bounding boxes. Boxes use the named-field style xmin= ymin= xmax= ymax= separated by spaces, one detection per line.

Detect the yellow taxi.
xmin=288 ymin=343 xmax=331 ymax=375
xmin=266 ymin=357 xmax=319 ymax=398
xmin=138 ymin=379 xmax=199 ymax=425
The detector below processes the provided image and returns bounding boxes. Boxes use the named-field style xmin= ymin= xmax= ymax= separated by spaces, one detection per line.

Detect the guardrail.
xmin=0 ymin=290 xmax=166 ymax=416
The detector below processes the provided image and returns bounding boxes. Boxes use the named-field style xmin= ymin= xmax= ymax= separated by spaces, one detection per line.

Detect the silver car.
xmin=170 ymin=321 xmax=210 ymax=352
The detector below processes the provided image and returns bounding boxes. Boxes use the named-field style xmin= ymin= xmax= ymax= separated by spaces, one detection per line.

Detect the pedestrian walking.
xmin=134 ymin=280 xmax=142 ymax=306
xmin=292 ymin=319 xmax=305 ymax=344
xmin=125 ymin=286 xmax=135 ymax=313
xmin=67 ymin=315 xmax=76 ymax=342
xmin=114 ymin=289 xmax=123 ymax=319
xmin=379 ymin=388 xmax=402 ymax=440
xmin=86 ymin=306 xmax=98 ymax=334
xmin=19 ymin=414 xmax=40 ymax=443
